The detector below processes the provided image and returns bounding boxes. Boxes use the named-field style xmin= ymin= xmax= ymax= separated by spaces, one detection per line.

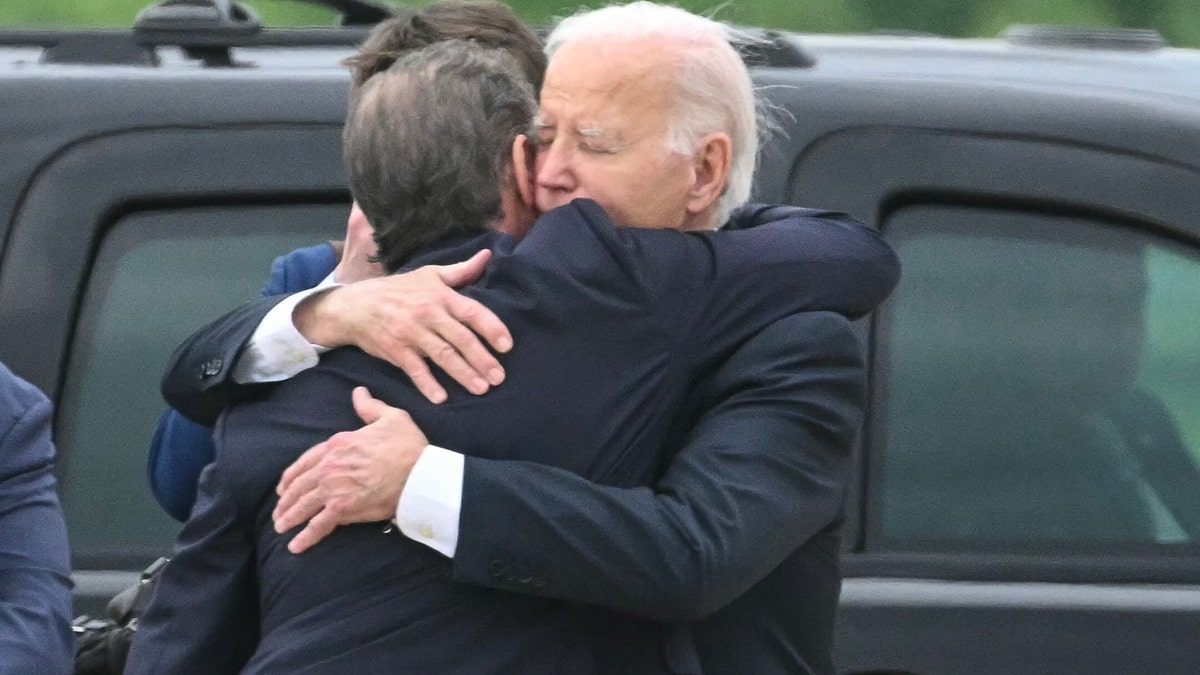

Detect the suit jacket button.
xmin=200 ymin=359 xmax=223 ymax=378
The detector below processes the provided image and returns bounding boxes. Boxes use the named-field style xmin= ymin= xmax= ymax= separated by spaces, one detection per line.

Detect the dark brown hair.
xmin=343 ymin=1 xmax=546 ymax=93
xmin=344 ymin=42 xmax=537 ymax=271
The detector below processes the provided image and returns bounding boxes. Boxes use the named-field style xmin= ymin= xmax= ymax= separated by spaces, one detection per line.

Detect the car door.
xmin=0 ymin=124 xmax=349 ymax=614
xmin=789 ymin=127 xmax=1200 ymax=675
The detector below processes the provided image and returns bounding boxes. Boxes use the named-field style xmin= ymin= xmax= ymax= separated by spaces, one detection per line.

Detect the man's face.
xmin=533 ymin=39 xmax=696 ymax=230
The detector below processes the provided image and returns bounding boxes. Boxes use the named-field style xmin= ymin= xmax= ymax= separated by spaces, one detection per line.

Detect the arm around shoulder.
xmin=710 ymin=208 xmax=901 ymax=322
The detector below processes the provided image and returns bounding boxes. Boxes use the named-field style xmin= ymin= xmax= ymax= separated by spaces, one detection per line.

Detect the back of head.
xmin=546 ymin=2 xmax=757 ymax=225
xmin=345 ymin=1 xmax=546 ymax=92
xmin=344 ymin=41 xmax=537 ymax=272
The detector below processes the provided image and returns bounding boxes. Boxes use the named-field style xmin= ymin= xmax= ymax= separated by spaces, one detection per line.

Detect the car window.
xmin=869 ymin=204 xmax=1200 ymax=552
xmin=57 ymin=204 xmax=344 ymax=564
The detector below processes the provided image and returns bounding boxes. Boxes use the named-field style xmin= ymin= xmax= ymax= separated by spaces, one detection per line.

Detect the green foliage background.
xmin=3 ymin=0 xmax=1198 ymax=47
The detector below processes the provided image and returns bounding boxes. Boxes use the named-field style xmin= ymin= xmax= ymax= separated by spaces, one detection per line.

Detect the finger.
xmin=286 ymin=508 xmax=340 ymax=554
xmin=277 ymin=442 xmax=326 ymax=496
xmin=393 ymin=348 xmax=448 ymax=404
xmin=421 ymin=330 xmax=493 ymax=395
xmin=406 ymin=324 xmax=490 ymax=396
xmin=274 ymin=486 xmax=326 ymax=534
xmin=447 ymin=293 xmax=513 ymax=355
xmin=275 ymin=462 xmax=323 ymax=524
xmin=436 ymin=249 xmax=492 ymax=287
xmin=431 ymin=310 xmax=506 ymax=387
xmin=352 ymin=386 xmax=389 ymax=425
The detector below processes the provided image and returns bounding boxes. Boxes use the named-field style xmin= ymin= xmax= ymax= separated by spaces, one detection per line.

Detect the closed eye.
xmin=580 ymin=141 xmax=618 ymax=155
xmin=578 ymin=129 xmax=620 ymax=155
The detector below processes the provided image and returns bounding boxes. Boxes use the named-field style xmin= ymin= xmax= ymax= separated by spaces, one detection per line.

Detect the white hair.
xmin=546 ymin=2 xmax=757 ymax=228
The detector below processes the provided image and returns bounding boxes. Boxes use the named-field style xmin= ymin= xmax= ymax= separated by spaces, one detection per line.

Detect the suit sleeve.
xmin=451 ymin=311 xmax=864 ymax=622
xmin=686 ymin=209 xmax=900 ymax=330
xmin=124 ymin=460 xmax=259 ymax=674
xmin=0 ymin=373 xmax=73 ymax=675
xmin=160 ymin=295 xmax=288 ymax=426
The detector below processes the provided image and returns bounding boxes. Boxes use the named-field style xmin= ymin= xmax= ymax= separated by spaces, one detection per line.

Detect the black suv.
xmin=1 ymin=2 xmax=1198 ymax=673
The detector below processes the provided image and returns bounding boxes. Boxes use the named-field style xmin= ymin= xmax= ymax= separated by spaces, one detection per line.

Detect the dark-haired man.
xmin=147 ymin=0 xmax=546 ymax=521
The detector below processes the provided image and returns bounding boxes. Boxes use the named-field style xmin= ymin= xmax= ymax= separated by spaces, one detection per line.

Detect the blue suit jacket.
xmin=130 ymin=200 xmax=898 ymax=674
xmin=0 ymin=362 xmax=73 ymax=674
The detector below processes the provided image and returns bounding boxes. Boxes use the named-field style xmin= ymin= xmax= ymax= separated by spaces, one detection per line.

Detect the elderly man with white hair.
xmin=534 ymin=2 xmax=760 ymax=233
xmin=159 ymin=3 xmax=898 ymax=673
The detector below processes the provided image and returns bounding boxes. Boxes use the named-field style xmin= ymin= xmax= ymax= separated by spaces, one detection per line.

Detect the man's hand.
xmin=331 ymin=203 xmax=384 ymax=284
xmin=273 ymin=387 xmax=430 ymax=553
xmin=295 ymin=249 xmax=512 ymax=403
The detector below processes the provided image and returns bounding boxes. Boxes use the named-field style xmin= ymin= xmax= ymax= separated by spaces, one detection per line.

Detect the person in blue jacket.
xmin=0 ymin=361 xmax=73 ymax=674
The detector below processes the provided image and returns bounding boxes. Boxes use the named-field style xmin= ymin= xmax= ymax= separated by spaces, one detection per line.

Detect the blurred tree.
xmin=715 ymin=0 xmax=874 ymax=35
xmin=0 ymin=0 xmax=335 ymax=27
xmin=1105 ymin=0 xmax=1172 ymax=31
xmin=972 ymin=0 xmax=1119 ymax=38
xmin=851 ymin=0 xmax=980 ymax=37
xmin=1160 ymin=0 xmax=1200 ymax=46
xmin=0 ymin=0 xmax=1195 ymax=47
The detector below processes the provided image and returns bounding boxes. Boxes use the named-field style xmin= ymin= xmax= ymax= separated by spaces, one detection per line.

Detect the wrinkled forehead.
xmin=555 ymin=37 xmax=686 ymax=90
xmin=539 ymin=39 xmax=680 ymax=125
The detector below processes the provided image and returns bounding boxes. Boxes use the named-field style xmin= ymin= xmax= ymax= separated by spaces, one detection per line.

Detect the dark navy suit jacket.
xmin=0 ymin=362 xmax=73 ymax=675
xmin=131 ymin=200 xmax=898 ymax=674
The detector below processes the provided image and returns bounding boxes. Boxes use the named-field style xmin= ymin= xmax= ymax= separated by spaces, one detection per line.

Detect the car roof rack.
xmin=738 ymin=29 xmax=817 ymax=68
xmin=0 ymin=0 xmax=387 ymax=67
xmin=0 ymin=30 xmax=163 ymax=66
xmin=132 ymin=0 xmax=262 ymax=66
xmin=294 ymin=0 xmax=392 ymax=26
xmin=1004 ymin=25 xmax=1168 ymax=52
xmin=4 ymin=1 xmax=815 ymax=70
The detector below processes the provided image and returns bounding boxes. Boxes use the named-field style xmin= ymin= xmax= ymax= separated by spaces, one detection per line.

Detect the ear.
xmin=511 ymin=134 xmax=536 ymax=209
xmin=684 ymin=132 xmax=733 ymax=218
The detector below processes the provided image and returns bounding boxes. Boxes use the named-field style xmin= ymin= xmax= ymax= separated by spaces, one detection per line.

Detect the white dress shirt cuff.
xmin=395 ymin=444 xmax=464 ymax=558
xmin=231 ymin=278 xmax=339 ymax=384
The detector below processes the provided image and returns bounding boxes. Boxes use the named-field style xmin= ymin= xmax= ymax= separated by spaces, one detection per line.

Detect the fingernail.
xmin=497 ymin=336 xmax=513 ymax=352
xmin=472 ymin=378 xmax=489 ymax=394
xmin=487 ymin=368 xmax=505 ymax=385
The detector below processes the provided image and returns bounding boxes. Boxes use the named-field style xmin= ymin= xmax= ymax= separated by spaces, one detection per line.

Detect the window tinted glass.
xmin=58 ymin=204 xmax=344 ymax=564
xmin=871 ymin=204 xmax=1200 ymax=552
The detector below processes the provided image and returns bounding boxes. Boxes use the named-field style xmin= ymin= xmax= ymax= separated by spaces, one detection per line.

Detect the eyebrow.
xmin=532 ymin=113 xmax=605 ymax=134
xmin=531 ymin=118 xmax=623 ymax=147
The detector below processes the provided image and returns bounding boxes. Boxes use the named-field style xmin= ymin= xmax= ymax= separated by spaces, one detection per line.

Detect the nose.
xmin=535 ymin=138 xmax=576 ymax=199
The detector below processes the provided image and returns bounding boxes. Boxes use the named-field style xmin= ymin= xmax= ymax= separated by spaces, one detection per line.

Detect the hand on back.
xmin=273 ymin=387 xmax=428 ymax=553
xmin=298 ymin=249 xmax=512 ymax=403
